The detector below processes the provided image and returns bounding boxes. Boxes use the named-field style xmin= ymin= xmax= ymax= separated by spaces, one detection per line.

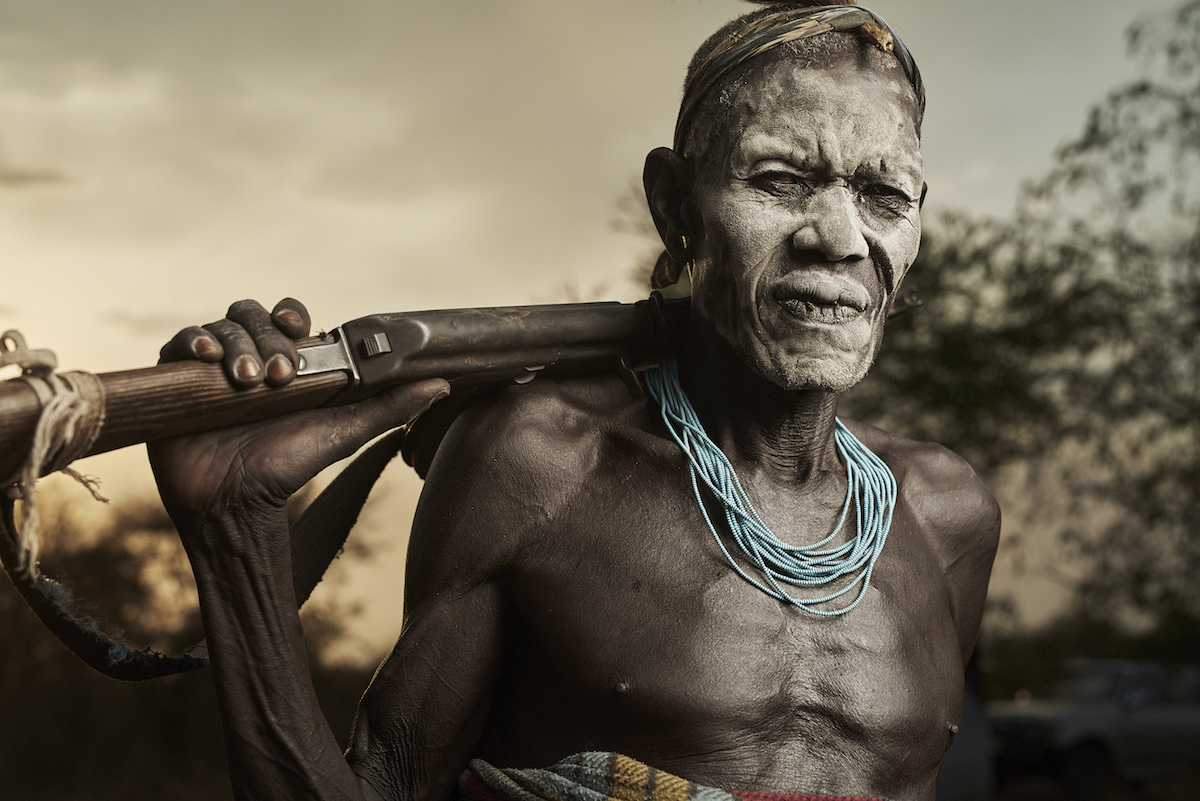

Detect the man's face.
xmin=686 ymin=56 xmax=924 ymax=392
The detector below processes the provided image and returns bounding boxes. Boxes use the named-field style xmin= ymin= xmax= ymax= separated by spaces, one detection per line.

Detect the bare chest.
xmin=485 ymin=459 xmax=964 ymax=796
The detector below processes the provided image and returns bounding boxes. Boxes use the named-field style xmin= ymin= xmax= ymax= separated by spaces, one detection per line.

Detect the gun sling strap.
xmin=0 ymin=425 xmax=413 ymax=681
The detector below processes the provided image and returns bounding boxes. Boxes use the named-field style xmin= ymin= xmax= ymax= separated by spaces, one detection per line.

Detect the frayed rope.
xmin=1 ymin=330 xmax=107 ymax=578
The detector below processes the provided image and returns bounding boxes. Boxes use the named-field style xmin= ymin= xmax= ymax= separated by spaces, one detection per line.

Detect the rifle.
xmin=0 ymin=295 xmax=691 ymax=484
xmin=0 ymin=295 xmax=689 ymax=681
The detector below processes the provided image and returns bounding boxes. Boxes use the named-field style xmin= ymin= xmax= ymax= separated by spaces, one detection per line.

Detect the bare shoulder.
xmin=408 ymin=374 xmax=654 ymax=592
xmin=431 ymin=372 xmax=653 ymax=484
xmin=841 ymin=418 xmax=1000 ymax=659
xmin=842 ymin=418 xmax=1000 ymax=546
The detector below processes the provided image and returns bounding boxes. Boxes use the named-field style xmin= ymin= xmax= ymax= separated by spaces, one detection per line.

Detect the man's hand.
xmin=159 ymin=297 xmax=312 ymax=388
xmin=146 ymin=301 xmax=450 ymax=801
xmin=149 ymin=298 xmax=449 ymax=526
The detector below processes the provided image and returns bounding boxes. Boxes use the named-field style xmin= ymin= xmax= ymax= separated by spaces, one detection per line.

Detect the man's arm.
xmin=343 ymin=381 xmax=593 ymax=799
xmin=343 ymin=533 xmax=506 ymax=801
xmin=150 ymin=299 xmax=454 ymax=800
xmin=343 ymin=402 xmax=525 ymax=796
xmin=906 ymin=443 xmax=1002 ymax=666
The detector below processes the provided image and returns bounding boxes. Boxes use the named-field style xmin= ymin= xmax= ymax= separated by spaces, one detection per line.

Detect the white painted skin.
xmin=687 ymin=56 xmax=925 ymax=392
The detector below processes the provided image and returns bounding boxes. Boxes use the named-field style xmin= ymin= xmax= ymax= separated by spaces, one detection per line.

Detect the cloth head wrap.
xmin=652 ymin=4 xmax=925 ymax=289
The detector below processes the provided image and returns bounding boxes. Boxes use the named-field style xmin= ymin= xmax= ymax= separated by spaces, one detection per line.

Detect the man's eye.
xmin=751 ymin=171 xmax=808 ymax=193
xmin=858 ymin=184 xmax=913 ymax=215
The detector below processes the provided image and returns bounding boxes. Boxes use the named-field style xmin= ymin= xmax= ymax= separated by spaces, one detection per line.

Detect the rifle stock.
xmin=0 ymin=297 xmax=689 ymax=482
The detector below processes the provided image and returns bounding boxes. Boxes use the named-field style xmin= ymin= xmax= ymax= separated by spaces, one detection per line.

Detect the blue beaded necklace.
xmin=644 ymin=359 xmax=895 ymax=616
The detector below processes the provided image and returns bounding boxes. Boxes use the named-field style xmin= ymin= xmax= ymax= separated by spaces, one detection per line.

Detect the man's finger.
xmin=322 ymin=379 xmax=451 ymax=461
xmin=271 ymin=298 xmax=310 ymax=339
xmin=159 ymin=326 xmax=223 ymax=364
xmin=387 ymin=378 xmax=452 ymax=425
xmin=226 ymin=299 xmax=300 ymax=386
xmin=205 ymin=318 xmax=265 ymax=389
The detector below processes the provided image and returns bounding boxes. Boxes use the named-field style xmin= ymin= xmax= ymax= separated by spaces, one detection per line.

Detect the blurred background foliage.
xmin=0 ymin=483 xmax=375 ymax=800
xmin=4 ymin=0 xmax=1200 ymax=798
xmin=846 ymin=0 xmax=1200 ymax=647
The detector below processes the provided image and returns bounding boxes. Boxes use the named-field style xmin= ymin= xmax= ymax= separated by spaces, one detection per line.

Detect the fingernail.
xmin=423 ymin=386 xmax=450 ymax=412
xmin=235 ymin=355 xmax=261 ymax=380
xmin=275 ymin=310 xmax=302 ymax=328
xmin=266 ymin=353 xmax=293 ymax=383
xmin=195 ymin=338 xmax=220 ymax=359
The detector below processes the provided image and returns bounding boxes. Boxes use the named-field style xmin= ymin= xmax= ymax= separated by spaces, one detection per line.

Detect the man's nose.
xmin=791 ymin=184 xmax=868 ymax=263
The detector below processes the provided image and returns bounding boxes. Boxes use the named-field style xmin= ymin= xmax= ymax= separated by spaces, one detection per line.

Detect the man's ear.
xmin=643 ymin=147 xmax=694 ymax=262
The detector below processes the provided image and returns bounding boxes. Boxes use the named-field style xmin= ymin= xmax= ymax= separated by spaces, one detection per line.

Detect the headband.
xmin=653 ymin=5 xmax=924 ymax=288
xmin=674 ymin=5 xmax=924 ymax=153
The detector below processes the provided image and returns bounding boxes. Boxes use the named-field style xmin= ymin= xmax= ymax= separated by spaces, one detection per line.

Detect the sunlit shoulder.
xmin=840 ymin=416 xmax=1001 ymax=539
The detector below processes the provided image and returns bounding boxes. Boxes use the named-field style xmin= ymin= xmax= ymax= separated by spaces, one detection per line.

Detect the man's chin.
xmin=753 ymin=347 xmax=876 ymax=393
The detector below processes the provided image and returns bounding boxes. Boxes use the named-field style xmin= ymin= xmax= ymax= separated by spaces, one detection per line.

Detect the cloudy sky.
xmin=0 ymin=0 xmax=1180 ymax=648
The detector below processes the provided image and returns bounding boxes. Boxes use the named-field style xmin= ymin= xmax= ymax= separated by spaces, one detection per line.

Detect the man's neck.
xmin=676 ymin=319 xmax=843 ymax=486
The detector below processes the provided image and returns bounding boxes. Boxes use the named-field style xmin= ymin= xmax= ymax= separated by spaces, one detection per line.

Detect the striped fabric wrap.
xmin=458 ymin=752 xmax=885 ymax=801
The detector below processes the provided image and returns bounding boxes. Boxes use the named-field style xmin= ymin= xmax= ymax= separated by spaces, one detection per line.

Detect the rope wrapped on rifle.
xmin=1 ymin=331 xmax=107 ymax=572
xmin=0 ymin=330 xmax=192 ymax=679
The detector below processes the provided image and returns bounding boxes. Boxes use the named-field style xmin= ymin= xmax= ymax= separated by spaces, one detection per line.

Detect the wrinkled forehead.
xmin=675 ymin=6 xmax=924 ymax=153
xmin=712 ymin=56 xmax=923 ymax=186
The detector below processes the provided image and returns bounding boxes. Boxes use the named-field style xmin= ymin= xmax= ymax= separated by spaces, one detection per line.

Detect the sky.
xmin=0 ymin=0 xmax=1182 ymax=655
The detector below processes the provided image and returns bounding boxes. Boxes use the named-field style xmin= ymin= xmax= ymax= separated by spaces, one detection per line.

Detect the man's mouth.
xmin=773 ymin=273 xmax=871 ymax=324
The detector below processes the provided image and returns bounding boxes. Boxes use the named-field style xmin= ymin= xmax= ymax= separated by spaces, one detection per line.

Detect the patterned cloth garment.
xmin=458 ymin=751 xmax=886 ymax=801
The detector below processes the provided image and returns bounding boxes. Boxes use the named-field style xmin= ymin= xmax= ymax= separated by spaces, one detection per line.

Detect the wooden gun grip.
xmin=0 ymin=338 xmax=348 ymax=482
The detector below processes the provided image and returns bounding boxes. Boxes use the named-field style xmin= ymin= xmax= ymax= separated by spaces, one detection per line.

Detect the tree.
xmin=847 ymin=0 xmax=1200 ymax=625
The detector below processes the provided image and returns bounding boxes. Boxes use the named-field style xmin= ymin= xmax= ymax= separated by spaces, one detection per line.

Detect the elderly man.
xmin=151 ymin=3 xmax=1000 ymax=800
